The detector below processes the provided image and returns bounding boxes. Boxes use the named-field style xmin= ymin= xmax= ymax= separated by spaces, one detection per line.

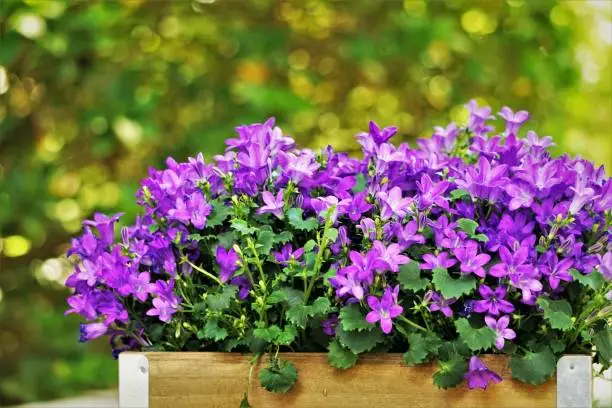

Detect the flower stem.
xmin=399 ymin=315 xmax=428 ymax=333
xmin=184 ymin=259 xmax=222 ymax=285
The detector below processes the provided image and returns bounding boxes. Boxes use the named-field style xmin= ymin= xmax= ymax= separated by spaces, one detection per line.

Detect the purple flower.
xmin=425 ymin=290 xmax=456 ymax=317
xmin=569 ymin=184 xmax=595 ymax=214
xmin=372 ymin=241 xmax=410 ymax=273
xmin=146 ymin=297 xmax=177 ymax=323
xmin=485 ymin=315 xmax=516 ymax=350
xmin=216 ymin=246 xmax=239 ymax=283
xmin=417 ymin=174 xmax=450 ymax=209
xmin=466 ymin=100 xmax=495 ymax=132
xmin=128 ymin=272 xmax=153 ymax=302
xmin=79 ymin=322 xmax=108 ymax=342
xmin=395 ymin=220 xmax=425 ymax=247
xmin=365 ymin=286 xmax=403 ymax=334
xmin=376 ymin=187 xmax=412 ymax=220
xmin=330 ymin=266 xmax=366 ymax=300
xmin=257 ymin=190 xmax=284 ymax=219
xmin=526 ymin=131 xmax=554 ymax=150
xmin=540 ymin=253 xmax=573 ymax=290
xmin=509 ymin=269 xmax=543 ymax=303
xmin=347 ymin=192 xmax=373 ymax=222
xmin=473 ymin=285 xmax=514 ymax=316
xmin=489 ymin=246 xmax=531 ymax=278
xmin=421 ymin=252 xmax=457 ymax=270
xmin=453 ymin=241 xmax=490 ymax=278
xmin=505 ymin=183 xmax=535 ymax=211
xmin=272 ymin=243 xmax=304 ymax=265
xmin=83 ymin=213 xmax=123 ymax=246
xmin=321 ymin=315 xmax=339 ymax=336
xmin=357 ymin=217 xmax=377 ymax=240
xmin=456 ymin=158 xmax=508 ymax=201
xmin=347 ymin=249 xmax=390 ymax=282
xmin=464 ymin=356 xmax=502 ymax=390
xmin=598 ymin=252 xmax=612 ymax=280
xmin=286 ymin=152 xmax=320 ymax=183
xmin=230 ymin=275 xmax=251 ymax=300
xmin=498 ymin=107 xmax=529 ymax=136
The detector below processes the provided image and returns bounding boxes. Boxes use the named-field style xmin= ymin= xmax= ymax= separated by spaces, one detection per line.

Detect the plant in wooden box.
xmin=66 ymin=101 xmax=611 ymax=407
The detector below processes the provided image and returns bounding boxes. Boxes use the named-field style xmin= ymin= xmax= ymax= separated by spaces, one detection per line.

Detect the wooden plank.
xmin=143 ymin=353 xmax=556 ymax=408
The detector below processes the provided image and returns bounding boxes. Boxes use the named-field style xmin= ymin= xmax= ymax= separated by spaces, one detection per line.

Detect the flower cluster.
xmin=66 ymin=102 xmax=611 ymax=397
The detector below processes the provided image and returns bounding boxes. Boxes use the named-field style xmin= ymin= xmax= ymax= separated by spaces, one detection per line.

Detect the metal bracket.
xmin=557 ymin=355 xmax=592 ymax=408
xmin=119 ymin=353 xmax=149 ymax=408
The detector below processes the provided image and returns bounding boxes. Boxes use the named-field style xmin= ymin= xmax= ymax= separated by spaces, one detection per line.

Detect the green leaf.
xmin=432 ymin=268 xmax=476 ymax=299
xmin=473 ymin=233 xmax=489 ymax=243
xmin=328 ymin=340 xmax=358 ymax=369
xmin=287 ymin=208 xmax=318 ymax=231
xmin=324 ymin=227 xmax=339 ymax=242
xmin=303 ymin=239 xmax=316 ymax=253
xmin=309 ymin=297 xmax=331 ymax=317
xmin=273 ymin=231 xmax=294 ymax=244
xmin=570 ymin=269 xmax=605 ymax=291
xmin=450 ymin=189 xmax=470 ymax=200
xmin=256 ymin=229 xmax=275 ymax=255
xmin=207 ymin=199 xmax=232 ymax=227
xmin=403 ymin=333 xmax=428 ymax=366
xmin=398 ymin=261 xmax=428 ymax=292
xmin=550 ymin=339 xmax=566 ymax=354
xmin=267 ymin=290 xmax=289 ymax=305
xmin=352 ymin=173 xmax=367 ymax=193
xmin=455 ymin=318 xmax=496 ymax=351
xmin=286 ymin=304 xmax=309 ymax=328
xmin=432 ymin=355 xmax=468 ymax=389
xmin=510 ymin=347 xmax=556 ymax=385
xmin=230 ymin=219 xmax=257 ymax=235
xmin=457 ymin=218 xmax=478 ymax=236
xmin=593 ymin=326 xmax=612 ymax=363
xmin=280 ymin=287 xmax=304 ymax=307
xmin=536 ymin=298 xmax=573 ymax=331
xmin=259 ymin=360 xmax=298 ymax=393
xmin=253 ymin=325 xmax=282 ymax=343
xmin=335 ymin=325 xmax=384 ymax=354
xmin=197 ymin=319 xmax=228 ymax=342
xmin=206 ymin=285 xmax=238 ymax=311
xmin=339 ymin=304 xmax=372 ymax=331
xmin=277 ymin=326 xmax=298 ymax=346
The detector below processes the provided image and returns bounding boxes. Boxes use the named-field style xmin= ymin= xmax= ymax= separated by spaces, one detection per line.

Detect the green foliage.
xmin=198 ymin=320 xmax=228 ymax=342
xmin=259 ymin=360 xmax=298 ymax=393
xmin=402 ymin=333 xmax=428 ymax=366
xmin=207 ymin=200 xmax=233 ymax=227
xmin=593 ymin=326 xmax=612 ymax=364
xmin=432 ymin=268 xmax=476 ymax=299
xmin=287 ymin=208 xmax=319 ymax=231
xmin=536 ymin=298 xmax=573 ymax=331
xmin=339 ymin=304 xmax=372 ymax=331
xmin=335 ymin=325 xmax=385 ymax=354
xmin=328 ymin=340 xmax=358 ymax=369
xmin=510 ymin=347 xmax=556 ymax=385
xmin=285 ymin=297 xmax=330 ymax=329
xmin=398 ymin=261 xmax=428 ymax=292
xmin=456 ymin=218 xmax=478 ymax=236
xmin=454 ymin=318 xmax=497 ymax=351
xmin=433 ymin=355 xmax=468 ymax=389
xmin=207 ymin=286 xmax=238 ymax=311
xmin=570 ymin=269 xmax=605 ymax=291
xmin=231 ymin=219 xmax=258 ymax=235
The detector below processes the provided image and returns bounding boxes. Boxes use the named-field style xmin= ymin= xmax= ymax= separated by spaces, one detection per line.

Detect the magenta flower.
xmin=146 ymin=297 xmax=177 ymax=323
xmin=376 ymin=186 xmax=412 ymax=220
xmin=347 ymin=249 xmax=390 ymax=282
xmin=489 ymin=246 xmax=531 ymax=278
xmin=372 ymin=241 xmax=410 ymax=273
xmin=485 ymin=315 xmax=516 ymax=350
xmin=395 ymin=220 xmax=425 ymax=247
xmin=321 ymin=315 xmax=339 ymax=336
xmin=473 ymin=285 xmax=514 ymax=316
xmin=453 ymin=241 xmax=490 ymax=278
xmin=598 ymin=252 xmax=612 ymax=280
xmin=330 ymin=266 xmax=366 ymax=300
xmin=257 ymin=190 xmax=284 ymax=219
xmin=505 ymin=183 xmax=535 ymax=211
xmin=425 ymin=290 xmax=456 ymax=317
xmin=365 ymin=286 xmax=403 ymax=334
xmin=509 ymin=270 xmax=543 ymax=303
xmin=526 ymin=130 xmax=554 ymax=149
xmin=455 ymin=157 xmax=508 ymax=201
xmin=83 ymin=212 xmax=123 ymax=246
xmin=498 ymin=106 xmax=529 ymax=136
xmin=272 ymin=243 xmax=304 ymax=265
xmin=79 ymin=322 xmax=108 ymax=342
xmin=128 ymin=272 xmax=153 ymax=302
xmin=540 ymin=252 xmax=573 ymax=290
xmin=216 ymin=246 xmax=240 ymax=283
xmin=464 ymin=356 xmax=502 ymax=390
xmin=466 ymin=100 xmax=495 ymax=131
xmin=417 ymin=174 xmax=450 ymax=209
xmin=347 ymin=192 xmax=373 ymax=222
xmin=421 ymin=252 xmax=457 ymax=270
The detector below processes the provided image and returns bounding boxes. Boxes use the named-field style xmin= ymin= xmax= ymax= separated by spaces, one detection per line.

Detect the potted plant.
xmin=66 ymin=101 xmax=611 ymax=408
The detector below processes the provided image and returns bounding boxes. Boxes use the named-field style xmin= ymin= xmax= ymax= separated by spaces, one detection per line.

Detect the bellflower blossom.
xmin=365 ymin=286 xmax=403 ymax=334
xmin=464 ymin=356 xmax=502 ymax=390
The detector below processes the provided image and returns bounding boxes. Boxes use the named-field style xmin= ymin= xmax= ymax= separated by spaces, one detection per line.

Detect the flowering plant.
xmin=66 ymin=101 xmax=611 ymax=402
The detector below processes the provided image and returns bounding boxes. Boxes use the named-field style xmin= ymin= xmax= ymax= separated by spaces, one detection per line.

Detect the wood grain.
xmin=144 ymin=353 xmax=556 ymax=408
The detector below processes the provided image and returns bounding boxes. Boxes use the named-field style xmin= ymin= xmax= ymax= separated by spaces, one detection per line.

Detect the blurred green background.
xmin=0 ymin=0 xmax=610 ymax=404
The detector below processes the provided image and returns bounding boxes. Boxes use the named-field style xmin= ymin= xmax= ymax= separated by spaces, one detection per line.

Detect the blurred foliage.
xmin=0 ymin=0 xmax=610 ymax=404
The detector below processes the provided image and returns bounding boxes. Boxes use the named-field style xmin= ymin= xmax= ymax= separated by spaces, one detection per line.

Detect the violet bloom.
xmin=473 ymin=285 xmax=514 ymax=316
xmin=417 ymin=174 xmax=450 ymax=209
xmin=498 ymin=107 xmax=529 ymax=136
xmin=146 ymin=297 xmax=177 ymax=323
xmin=464 ymin=356 xmax=502 ymax=390
xmin=509 ymin=269 xmax=543 ymax=303
xmin=395 ymin=220 xmax=425 ymax=248
xmin=286 ymin=152 xmax=320 ymax=183
xmin=598 ymin=252 xmax=612 ymax=280
xmin=311 ymin=195 xmax=350 ymax=223
xmin=569 ymin=184 xmax=595 ymax=214
xmin=331 ymin=266 xmax=366 ymax=300
xmin=79 ymin=322 xmax=108 ymax=342
xmin=347 ymin=192 xmax=373 ymax=222
xmin=466 ymin=100 xmax=495 ymax=131
xmin=128 ymin=272 xmax=153 ymax=302
xmin=230 ymin=275 xmax=251 ymax=300
xmin=421 ymin=252 xmax=457 ymax=270
xmin=453 ymin=241 xmax=490 ymax=278
xmin=365 ymin=286 xmax=403 ymax=334
xmin=216 ymin=246 xmax=239 ymax=283
xmin=358 ymin=217 xmax=377 ymax=240
xmin=272 ymin=243 xmax=304 ymax=265
xmin=505 ymin=183 xmax=535 ymax=211
xmin=83 ymin=212 xmax=123 ymax=246
xmin=347 ymin=249 xmax=390 ymax=282
xmin=372 ymin=241 xmax=410 ymax=273
xmin=455 ymin=158 xmax=508 ymax=201
xmin=485 ymin=315 xmax=516 ymax=350
xmin=257 ymin=190 xmax=284 ymax=219
xmin=489 ymin=246 xmax=531 ymax=278
xmin=425 ymin=290 xmax=456 ymax=317
xmin=540 ymin=253 xmax=573 ymax=290
xmin=321 ymin=315 xmax=339 ymax=336
xmin=526 ymin=131 xmax=554 ymax=150
xmin=376 ymin=186 xmax=412 ymax=220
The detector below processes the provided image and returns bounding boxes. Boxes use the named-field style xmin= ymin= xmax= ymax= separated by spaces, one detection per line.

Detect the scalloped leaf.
xmin=510 ymin=347 xmax=555 ymax=385
xmin=339 ymin=304 xmax=372 ymax=331
xmin=432 ymin=268 xmax=476 ymax=299
xmin=455 ymin=318 xmax=496 ymax=351
xmin=398 ymin=261 xmax=428 ymax=292
xmin=328 ymin=340 xmax=358 ymax=369
xmin=536 ymin=297 xmax=573 ymax=331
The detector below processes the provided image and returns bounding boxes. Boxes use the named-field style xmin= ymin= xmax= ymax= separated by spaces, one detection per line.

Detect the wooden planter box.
xmin=119 ymin=353 xmax=591 ymax=408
